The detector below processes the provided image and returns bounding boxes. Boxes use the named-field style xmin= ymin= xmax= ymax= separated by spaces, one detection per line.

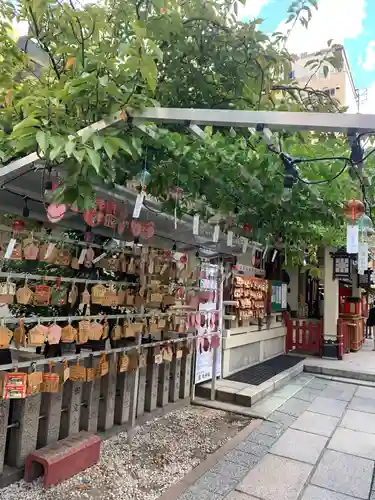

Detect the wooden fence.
xmin=285 ymin=314 xmax=323 ymax=356
xmin=0 ymin=341 xmax=193 ymax=483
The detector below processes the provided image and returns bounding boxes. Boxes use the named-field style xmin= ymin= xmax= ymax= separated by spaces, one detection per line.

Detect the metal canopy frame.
xmin=1 ymin=106 xmax=374 ymax=253
xmin=0 ymin=107 xmax=375 ymax=185
xmin=2 ymin=107 xmax=375 ymax=184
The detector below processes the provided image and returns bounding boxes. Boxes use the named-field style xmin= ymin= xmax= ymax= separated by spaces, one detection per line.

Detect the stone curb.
xmin=157 ymin=418 xmax=263 ymax=500
xmin=304 ymin=364 xmax=375 ymax=383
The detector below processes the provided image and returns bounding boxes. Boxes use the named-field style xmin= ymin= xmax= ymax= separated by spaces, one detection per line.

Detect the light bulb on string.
xmin=136 ymin=169 xmax=151 ymax=190
xmin=172 ymin=242 xmax=177 ymax=252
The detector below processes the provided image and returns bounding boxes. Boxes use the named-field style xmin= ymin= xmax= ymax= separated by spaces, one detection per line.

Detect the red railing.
xmin=285 ymin=314 xmax=323 ymax=356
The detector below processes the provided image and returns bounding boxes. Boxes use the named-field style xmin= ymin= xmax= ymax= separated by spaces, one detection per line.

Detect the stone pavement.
xmin=304 ymin=338 xmax=375 ymax=379
xmin=178 ymin=373 xmax=375 ymax=500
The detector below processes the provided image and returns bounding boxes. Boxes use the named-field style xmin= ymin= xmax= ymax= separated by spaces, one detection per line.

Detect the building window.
xmin=330 ymin=88 xmax=335 ymax=96
xmin=288 ymin=71 xmax=295 ymax=79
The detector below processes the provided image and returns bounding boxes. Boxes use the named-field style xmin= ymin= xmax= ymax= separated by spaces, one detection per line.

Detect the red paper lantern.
xmin=180 ymin=254 xmax=188 ymax=265
xmin=343 ymin=200 xmax=365 ymax=222
xmin=243 ymin=223 xmax=251 ymax=233
xmin=12 ymin=220 xmax=24 ymax=232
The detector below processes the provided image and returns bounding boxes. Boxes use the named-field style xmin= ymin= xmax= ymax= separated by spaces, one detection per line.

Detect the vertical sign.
xmin=346 ymin=225 xmax=359 ymax=254
xmin=358 ymin=242 xmax=369 ymax=274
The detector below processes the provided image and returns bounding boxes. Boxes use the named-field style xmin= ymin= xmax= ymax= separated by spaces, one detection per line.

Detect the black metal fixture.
xmin=281 ymin=153 xmax=299 ymax=201
xmin=358 ymin=269 xmax=373 ymax=288
xmin=331 ymin=248 xmax=353 ymax=280
xmin=22 ymin=197 xmax=30 ymax=217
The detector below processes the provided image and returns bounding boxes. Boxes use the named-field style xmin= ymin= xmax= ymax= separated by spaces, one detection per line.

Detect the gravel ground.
xmin=2 ymin=406 xmax=251 ymax=500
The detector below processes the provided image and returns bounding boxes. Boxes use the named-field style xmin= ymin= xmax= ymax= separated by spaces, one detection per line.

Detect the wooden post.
xmin=38 ymin=390 xmax=63 ymax=447
xmin=145 ymin=350 xmax=159 ymax=413
xmin=7 ymin=394 xmax=41 ymax=468
xmin=59 ymin=379 xmax=82 ymax=439
xmin=137 ymin=364 xmax=147 ymax=417
xmin=98 ymin=353 xmax=117 ymax=431
xmin=169 ymin=348 xmax=182 ymax=403
xmin=180 ymin=344 xmax=192 ymax=400
xmin=115 ymin=370 xmax=133 ymax=425
xmin=80 ymin=356 xmax=101 ymax=433
xmin=0 ymin=400 xmax=9 ymax=473
xmin=158 ymin=361 xmax=170 ymax=407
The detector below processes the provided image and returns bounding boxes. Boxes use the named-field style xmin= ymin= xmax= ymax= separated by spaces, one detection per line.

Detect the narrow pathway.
xmin=179 ymin=374 xmax=375 ymax=500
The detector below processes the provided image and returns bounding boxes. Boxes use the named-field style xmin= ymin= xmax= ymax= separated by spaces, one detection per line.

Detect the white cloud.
xmin=360 ymin=41 xmax=375 ymax=72
xmin=277 ymin=0 xmax=366 ymax=55
xmin=238 ymin=0 xmax=270 ymax=20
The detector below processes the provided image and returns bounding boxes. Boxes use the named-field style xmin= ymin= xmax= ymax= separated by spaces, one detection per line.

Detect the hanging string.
xmin=174 ymin=162 xmax=180 ymax=230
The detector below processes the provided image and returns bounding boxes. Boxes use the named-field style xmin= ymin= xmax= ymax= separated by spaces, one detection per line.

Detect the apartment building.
xmin=290 ymin=45 xmax=358 ymax=112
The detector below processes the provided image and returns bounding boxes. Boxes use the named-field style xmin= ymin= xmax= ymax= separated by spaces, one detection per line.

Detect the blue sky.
xmin=239 ymin=0 xmax=375 ymax=112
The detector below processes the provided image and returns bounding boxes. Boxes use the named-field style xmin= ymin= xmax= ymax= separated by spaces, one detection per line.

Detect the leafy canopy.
xmin=0 ymin=0 xmax=371 ymax=262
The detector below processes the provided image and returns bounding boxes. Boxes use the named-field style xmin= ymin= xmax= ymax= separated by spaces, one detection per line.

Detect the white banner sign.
xmin=358 ymin=242 xmax=369 ymax=274
xmin=346 ymin=225 xmax=359 ymax=254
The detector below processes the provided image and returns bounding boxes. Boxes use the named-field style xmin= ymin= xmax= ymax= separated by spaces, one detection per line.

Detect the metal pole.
xmin=210 ymin=263 xmax=223 ymax=401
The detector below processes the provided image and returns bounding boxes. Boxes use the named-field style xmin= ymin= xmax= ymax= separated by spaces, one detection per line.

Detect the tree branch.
xmin=27 ymin=6 xmax=61 ymax=80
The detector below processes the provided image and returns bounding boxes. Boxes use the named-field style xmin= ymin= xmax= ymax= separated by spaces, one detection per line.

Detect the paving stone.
xmin=237 ymin=440 xmax=268 ymax=458
xmin=179 ymin=486 xmax=223 ymax=500
xmin=273 ymin=384 xmax=302 ymax=399
xmin=308 ymin=397 xmax=347 ymax=418
xmin=291 ymin=411 xmax=339 ymax=437
xmin=237 ymin=454 xmax=312 ymax=500
xmin=268 ymin=411 xmax=296 ymax=428
xmin=249 ymin=396 xmax=286 ymax=418
xmin=311 ymin=449 xmax=374 ymax=499
xmin=305 ymin=379 xmax=329 ymax=390
xmin=349 ymin=396 xmax=375 ymax=414
xmin=277 ymin=397 xmax=311 ymax=417
xmin=328 ymin=427 xmax=375 ymax=460
xmin=320 ymin=385 xmax=356 ymax=402
xmin=210 ymin=459 xmax=249 ymax=481
xmin=195 ymin=471 xmax=241 ymax=496
xmin=370 ymin=492 xmax=375 ymax=500
xmin=256 ymin=421 xmax=284 ymax=438
xmin=341 ymin=409 xmax=375 ymax=435
xmin=301 ymin=485 xmax=358 ymax=500
xmin=224 ymin=449 xmax=261 ymax=468
xmin=293 ymin=387 xmax=321 ymax=403
xmin=247 ymin=431 xmax=279 ymax=447
xmin=269 ymin=427 xmax=327 ymax=464
xmin=225 ymin=493 xmax=260 ymax=500
xmin=290 ymin=375 xmax=315 ymax=386
xmin=355 ymin=386 xmax=375 ymax=400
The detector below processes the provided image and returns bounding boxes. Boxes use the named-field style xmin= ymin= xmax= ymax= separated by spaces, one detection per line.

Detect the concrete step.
xmin=195 ymin=361 xmax=304 ymax=408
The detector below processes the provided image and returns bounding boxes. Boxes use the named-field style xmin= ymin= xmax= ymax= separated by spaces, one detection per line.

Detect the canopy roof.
xmin=1 ymin=107 xmax=374 ymax=253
